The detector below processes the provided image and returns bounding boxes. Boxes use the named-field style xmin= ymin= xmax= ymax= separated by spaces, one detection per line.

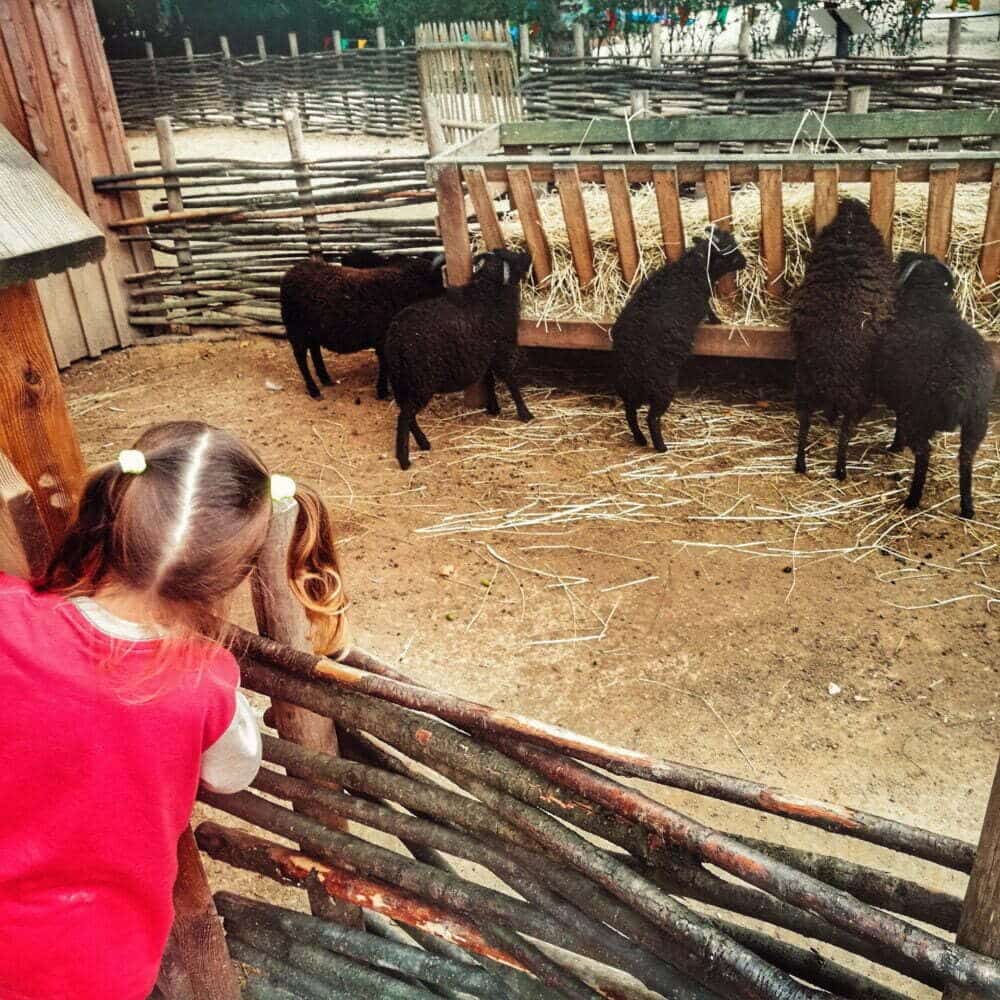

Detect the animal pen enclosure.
xmin=427 ymin=108 xmax=1000 ymax=364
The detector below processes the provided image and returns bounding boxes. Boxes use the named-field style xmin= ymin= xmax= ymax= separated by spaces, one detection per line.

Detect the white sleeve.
xmin=199 ymin=691 xmax=263 ymax=794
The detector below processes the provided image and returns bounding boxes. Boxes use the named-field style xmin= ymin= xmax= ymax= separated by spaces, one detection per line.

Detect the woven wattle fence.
xmin=199 ymin=625 xmax=1000 ymax=1000
xmin=93 ymin=114 xmax=443 ymax=334
xmin=522 ymin=54 xmax=1000 ymax=119
xmin=109 ymin=47 xmax=422 ymax=136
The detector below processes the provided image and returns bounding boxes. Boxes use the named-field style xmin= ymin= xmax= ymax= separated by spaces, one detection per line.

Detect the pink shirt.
xmin=0 ymin=574 xmax=240 ymax=1000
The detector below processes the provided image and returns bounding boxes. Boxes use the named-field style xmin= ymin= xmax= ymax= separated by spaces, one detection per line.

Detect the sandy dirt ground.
xmin=66 ymin=335 xmax=997 ymax=997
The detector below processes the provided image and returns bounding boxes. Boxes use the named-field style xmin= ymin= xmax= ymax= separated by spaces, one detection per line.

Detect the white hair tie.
xmin=270 ymin=474 xmax=296 ymax=502
xmin=118 ymin=449 xmax=147 ymax=475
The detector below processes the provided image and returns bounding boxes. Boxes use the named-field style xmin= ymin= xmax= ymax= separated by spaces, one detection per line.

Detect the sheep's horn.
xmin=896 ymin=258 xmax=924 ymax=288
xmin=472 ymin=252 xmax=492 ymax=264
xmin=430 ymin=253 xmax=446 ymax=269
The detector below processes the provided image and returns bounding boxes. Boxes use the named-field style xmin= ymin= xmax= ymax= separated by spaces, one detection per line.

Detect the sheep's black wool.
xmin=339 ymin=248 xmax=392 ymax=268
xmin=385 ymin=249 xmax=533 ymax=470
xmin=612 ymin=229 xmax=747 ymax=452
xmin=280 ymin=254 xmax=444 ymax=399
xmin=792 ymin=198 xmax=895 ymax=480
xmin=878 ymin=252 xmax=996 ymax=519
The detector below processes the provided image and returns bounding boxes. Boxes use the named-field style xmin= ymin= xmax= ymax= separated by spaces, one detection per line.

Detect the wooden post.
xmin=182 ymin=37 xmax=194 ymax=60
xmin=0 ymin=282 xmax=85 ymax=541
xmin=943 ymin=758 xmax=1000 ymax=1000
xmin=376 ymin=25 xmax=387 ymax=49
xmin=219 ymin=35 xmax=230 ymax=59
xmin=573 ymin=22 xmax=586 ymax=64
xmin=288 ymin=31 xmax=299 ymax=57
xmin=947 ymin=17 xmax=962 ymax=58
xmin=519 ymin=22 xmax=530 ymax=65
xmin=283 ymin=108 xmax=323 ymax=261
xmin=421 ymin=94 xmax=447 ymax=157
xmin=847 ymin=85 xmax=870 ymax=114
xmin=980 ymin=165 xmax=1000 ymax=287
xmin=154 ymin=117 xmax=194 ymax=295
xmin=256 ymin=34 xmax=267 ymax=60
xmin=738 ymin=16 xmax=752 ymax=59
xmin=650 ymin=22 xmax=662 ymax=69
xmin=161 ymin=829 xmax=240 ymax=1000
xmin=332 ymin=29 xmax=342 ymax=55
xmin=0 ymin=449 xmax=51 ymax=579
xmin=630 ymin=90 xmax=649 ymax=116
xmin=250 ymin=497 xmax=361 ymax=928
xmin=145 ymin=40 xmax=155 ymax=60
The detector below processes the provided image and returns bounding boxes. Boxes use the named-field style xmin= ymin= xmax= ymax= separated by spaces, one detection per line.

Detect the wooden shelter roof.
xmin=0 ymin=124 xmax=105 ymax=289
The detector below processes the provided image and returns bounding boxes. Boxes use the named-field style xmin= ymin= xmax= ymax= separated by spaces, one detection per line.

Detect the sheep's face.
xmin=896 ymin=252 xmax=955 ymax=295
xmin=473 ymin=249 xmax=532 ymax=286
xmin=700 ymin=229 xmax=747 ymax=280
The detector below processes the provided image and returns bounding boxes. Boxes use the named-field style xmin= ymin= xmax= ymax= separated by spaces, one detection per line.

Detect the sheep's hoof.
xmin=833 ymin=468 xmax=847 ymax=482
xmin=308 ymin=389 xmax=323 ymax=400
xmin=517 ymin=410 xmax=534 ymax=423
xmin=319 ymin=374 xmax=334 ymax=387
xmin=960 ymin=506 xmax=975 ymax=520
xmin=794 ymin=459 xmax=806 ymax=474
xmin=903 ymin=496 xmax=920 ymax=511
xmin=486 ymin=404 xmax=501 ymax=416
xmin=397 ymin=458 xmax=411 ymax=471
xmin=653 ymin=442 xmax=667 ymax=454
xmin=886 ymin=442 xmax=904 ymax=454
xmin=632 ymin=435 xmax=648 ymax=447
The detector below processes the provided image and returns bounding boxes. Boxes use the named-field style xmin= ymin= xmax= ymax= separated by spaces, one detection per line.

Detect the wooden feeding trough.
xmin=427 ymin=108 xmax=1000 ymax=363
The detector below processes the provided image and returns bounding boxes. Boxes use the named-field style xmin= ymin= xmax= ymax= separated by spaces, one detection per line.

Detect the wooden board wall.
xmin=0 ymin=0 xmax=149 ymax=368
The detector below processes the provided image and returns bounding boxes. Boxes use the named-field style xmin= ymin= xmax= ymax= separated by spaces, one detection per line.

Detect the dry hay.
xmin=491 ymin=181 xmax=1000 ymax=339
xmin=418 ymin=386 xmax=1000 ymax=618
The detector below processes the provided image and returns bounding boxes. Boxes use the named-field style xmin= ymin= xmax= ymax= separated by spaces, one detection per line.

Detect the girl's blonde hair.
xmin=39 ymin=421 xmax=348 ymax=657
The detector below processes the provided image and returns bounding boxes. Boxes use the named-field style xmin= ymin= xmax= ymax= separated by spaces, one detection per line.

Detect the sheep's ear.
xmin=502 ymin=261 xmax=511 ymax=285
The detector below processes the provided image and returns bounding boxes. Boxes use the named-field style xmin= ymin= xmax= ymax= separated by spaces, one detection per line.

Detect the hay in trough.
xmin=492 ymin=181 xmax=1000 ymax=339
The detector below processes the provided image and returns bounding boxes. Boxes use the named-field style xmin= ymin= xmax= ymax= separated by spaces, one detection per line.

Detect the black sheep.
xmin=280 ymin=254 xmax=444 ymax=400
xmin=792 ymin=198 xmax=895 ymax=480
xmin=878 ymin=252 xmax=996 ymax=519
xmin=612 ymin=228 xmax=747 ymax=452
xmin=340 ymin=248 xmax=392 ymax=268
xmin=385 ymin=249 xmax=533 ymax=470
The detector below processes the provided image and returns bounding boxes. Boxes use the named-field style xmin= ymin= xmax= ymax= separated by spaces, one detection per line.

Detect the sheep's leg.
xmin=794 ymin=408 xmax=811 ymax=474
xmin=624 ymin=402 xmax=646 ymax=447
xmin=904 ymin=440 xmax=930 ymax=510
xmin=410 ymin=415 xmax=431 ymax=452
xmin=309 ymin=343 xmax=334 ymax=387
xmin=647 ymin=401 xmax=669 ymax=453
xmin=483 ymin=370 xmax=501 ymax=416
xmin=958 ymin=419 xmax=986 ymax=519
xmin=504 ymin=379 xmax=534 ymax=422
xmin=395 ymin=408 xmax=413 ymax=470
xmin=292 ymin=340 xmax=322 ymax=399
xmin=887 ymin=418 xmax=904 ymax=453
xmin=833 ymin=416 xmax=855 ymax=481
xmin=375 ymin=353 xmax=391 ymax=401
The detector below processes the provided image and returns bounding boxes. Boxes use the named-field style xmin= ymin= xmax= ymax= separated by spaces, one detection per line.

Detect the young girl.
xmin=0 ymin=420 xmax=348 ymax=1000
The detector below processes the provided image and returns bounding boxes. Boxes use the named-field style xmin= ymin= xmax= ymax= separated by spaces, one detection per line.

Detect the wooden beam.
xmin=506 ymin=166 xmax=551 ymax=283
xmin=813 ymin=165 xmax=839 ymax=234
xmin=704 ymin=164 xmax=735 ymax=298
xmin=0 ymin=281 xmax=85 ymax=541
xmin=652 ymin=166 xmax=685 ymax=262
xmin=554 ymin=164 xmax=595 ymax=286
xmin=603 ymin=165 xmax=640 ymax=285
xmin=943 ymin=759 xmax=1000 ymax=1000
xmin=869 ymin=164 xmax=897 ymax=248
xmin=926 ymin=162 xmax=959 ymax=261
xmin=0 ymin=449 xmax=50 ymax=579
xmin=757 ymin=165 xmax=785 ymax=299
xmin=463 ymin=166 xmax=505 ymax=250
xmin=980 ymin=165 xmax=1000 ymax=286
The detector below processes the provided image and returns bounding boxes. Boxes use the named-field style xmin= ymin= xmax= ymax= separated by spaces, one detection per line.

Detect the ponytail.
xmin=285 ymin=483 xmax=350 ymax=658
xmin=40 ymin=464 xmax=124 ymax=594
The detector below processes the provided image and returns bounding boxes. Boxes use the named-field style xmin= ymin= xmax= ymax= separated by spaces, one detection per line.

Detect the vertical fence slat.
xmin=283 ymin=108 xmax=323 ymax=261
xmin=603 ymin=165 xmax=640 ymax=286
xmin=869 ymin=164 xmax=897 ymax=249
xmin=926 ymin=162 xmax=959 ymax=261
xmin=154 ymin=116 xmax=194 ymax=280
xmin=463 ymin=166 xmax=505 ymax=250
xmin=812 ymin=164 xmax=840 ymax=235
xmin=554 ymin=163 xmax=595 ymax=287
xmin=758 ymin=165 xmax=785 ymax=299
xmin=704 ymin=164 xmax=735 ymax=297
xmin=653 ymin=165 xmax=685 ymax=262
xmin=980 ymin=165 xmax=1000 ymax=286
xmin=506 ymin=166 xmax=551 ymax=283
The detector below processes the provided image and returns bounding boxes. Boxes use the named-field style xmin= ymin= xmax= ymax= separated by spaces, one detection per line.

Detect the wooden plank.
xmin=653 ymin=166 xmax=685 ymax=262
xmin=518 ymin=318 xmax=797 ymax=360
xmin=0 ymin=281 xmax=86 ymax=542
xmin=0 ymin=449 xmax=50 ymax=580
xmin=869 ymin=164 xmax=897 ymax=248
xmin=554 ymin=164 xmax=595 ymax=286
xmin=505 ymin=165 xmax=551 ymax=283
xmin=704 ymin=164 xmax=736 ymax=297
xmin=943 ymin=759 xmax=1000 ymax=1000
xmin=757 ymin=165 xmax=785 ymax=299
xmin=980 ymin=165 xmax=1000 ymax=286
xmin=463 ymin=166 xmax=505 ymax=250
xmin=813 ymin=164 xmax=840 ymax=234
xmin=498 ymin=109 xmax=1000 ymax=148
xmin=603 ymin=164 xmax=640 ymax=285
xmin=926 ymin=161 xmax=959 ymax=261
xmin=431 ymin=163 xmax=473 ymax=287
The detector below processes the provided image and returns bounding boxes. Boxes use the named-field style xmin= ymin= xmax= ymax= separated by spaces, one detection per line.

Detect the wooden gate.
xmin=415 ymin=21 xmax=523 ymax=148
